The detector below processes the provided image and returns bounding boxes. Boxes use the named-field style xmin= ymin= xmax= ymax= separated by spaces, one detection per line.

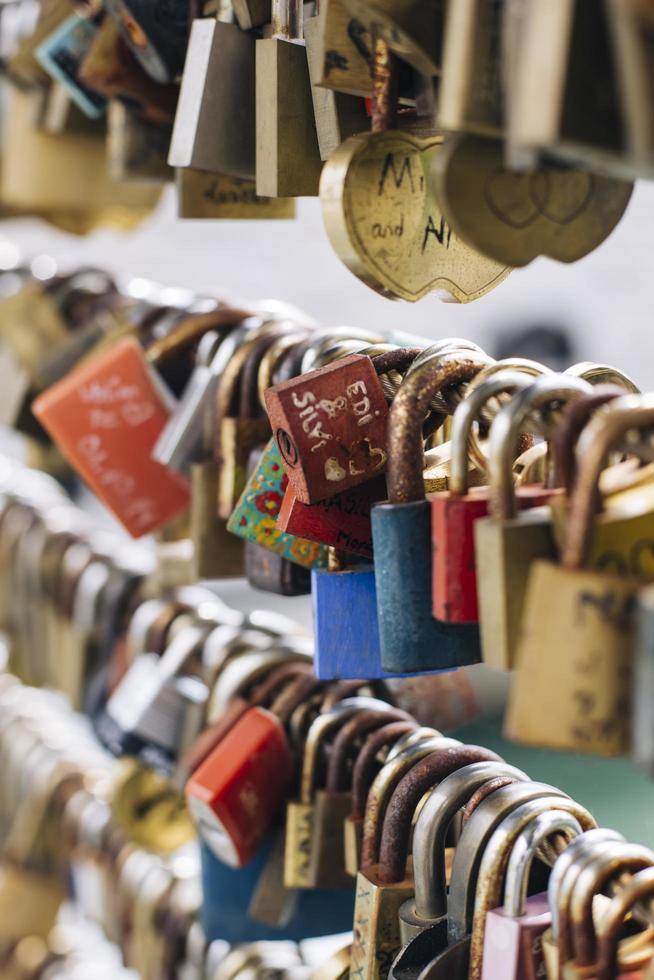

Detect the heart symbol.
xmin=324 ymin=458 xmax=347 ymax=482
xmin=320 ymin=131 xmax=509 ymax=303
xmin=484 ymin=169 xmax=539 ymax=229
xmin=529 ymin=171 xmax=594 ymax=225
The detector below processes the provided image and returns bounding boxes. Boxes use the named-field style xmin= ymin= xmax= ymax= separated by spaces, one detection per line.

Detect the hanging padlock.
xmin=431 ymin=365 xmax=555 ymax=625
xmin=372 ymin=354 xmax=490 ymax=673
xmin=255 ymin=0 xmax=323 ymax=197
xmin=390 ymin=760 xmax=528 ymax=979
xmin=304 ymin=0 xmax=368 ymax=160
xmin=475 ymin=374 xmax=593 ymax=671
xmin=344 ymin=719 xmax=420 ymax=876
xmin=607 ymin=0 xmax=654 ymax=178
xmin=228 ymin=439 xmax=330 ymax=573
xmin=304 ymin=0 xmax=374 ymax=96
xmin=339 ymin=0 xmax=445 ymax=75
xmin=107 ymin=102 xmax=172 ymax=183
xmin=264 ymin=352 xmax=390 ymax=504
xmin=541 ymin=828 xmax=627 ymax=980
xmin=168 ymin=15 xmax=256 ymax=180
xmin=481 ymin=810 xmax=589 ymax=980
xmin=349 ymin=734 xmax=461 ymax=979
xmin=506 ymin=395 xmax=654 ymax=756
xmin=284 ymin=696 xmax=388 ymax=889
xmin=468 ymin=796 xmax=596 ymax=980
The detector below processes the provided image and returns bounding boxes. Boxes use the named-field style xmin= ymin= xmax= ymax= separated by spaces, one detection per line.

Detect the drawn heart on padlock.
xmin=529 ymin=170 xmax=594 ymax=224
xmin=433 ymin=133 xmax=634 ymax=268
xmin=324 ymin=458 xmax=347 ymax=482
xmin=485 ymin=169 xmax=540 ymax=229
xmin=320 ymin=131 xmax=510 ymax=303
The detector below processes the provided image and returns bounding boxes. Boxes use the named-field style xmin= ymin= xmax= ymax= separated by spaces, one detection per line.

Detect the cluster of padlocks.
xmin=1 ymin=1 xmax=653 ymax=299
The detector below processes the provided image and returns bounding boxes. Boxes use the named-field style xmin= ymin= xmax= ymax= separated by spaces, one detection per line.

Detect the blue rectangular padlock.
xmin=200 ymin=837 xmax=355 ymax=943
xmin=372 ymin=356 xmax=484 ymax=674
xmin=312 ymin=564 xmax=440 ymax=679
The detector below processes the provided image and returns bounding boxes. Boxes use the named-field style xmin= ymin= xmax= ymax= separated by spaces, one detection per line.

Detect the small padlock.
xmin=431 ymin=365 xmax=554 ymax=625
xmin=481 ymin=810 xmax=588 ymax=980
xmin=255 ymin=0 xmax=323 ymax=197
xmin=506 ymin=395 xmax=654 ymax=756
xmin=475 ymin=375 xmax=593 ymax=670
xmin=265 ymin=352 xmax=390 ymax=504
xmin=168 ymin=16 xmax=256 ymax=180
xmin=372 ymin=354 xmax=489 ymax=673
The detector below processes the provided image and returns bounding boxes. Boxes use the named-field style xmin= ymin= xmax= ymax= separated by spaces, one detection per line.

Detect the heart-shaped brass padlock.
xmin=320 ymin=130 xmax=510 ymax=302
xmin=433 ymin=134 xmax=634 ymax=267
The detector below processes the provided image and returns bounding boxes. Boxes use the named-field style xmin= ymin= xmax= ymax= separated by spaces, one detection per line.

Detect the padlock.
xmin=305 ymin=0 xmax=368 ymax=160
xmin=562 ymin=842 xmax=654 ymax=978
xmin=228 ymin=439 xmax=330 ymax=572
xmin=284 ymin=696 xmax=389 ymax=889
xmin=542 ymin=828 xmax=627 ymax=979
xmin=608 ymin=0 xmax=654 ymax=178
xmin=35 ymin=10 xmax=107 ymax=120
xmin=32 ymin=336 xmax=191 ymax=538
xmin=390 ymin=761 xmax=528 ymax=979
xmin=475 ymin=375 xmax=593 ymax=671
xmin=431 ymin=366 xmax=555 ymax=625
xmin=185 ymin=704 xmax=294 ymax=868
xmin=349 ymin=735 xmax=461 ymax=979
xmin=469 ymin=797 xmax=595 ymax=980
xmin=255 ymin=0 xmax=323 ymax=197
xmin=481 ymin=810 xmax=589 ymax=980
xmin=102 ymin=0 xmax=191 ymax=84
xmin=310 ymin=702 xmax=405 ymax=888
xmin=264 ymin=352 xmax=390 ymax=504
xmin=372 ymin=354 xmax=490 ymax=673
xmin=168 ymin=16 xmax=256 ymax=180
xmin=506 ymin=395 xmax=654 ymax=756
xmin=345 ymin=720 xmax=420 ymax=876
xmin=340 ymin=0 xmax=445 ymax=75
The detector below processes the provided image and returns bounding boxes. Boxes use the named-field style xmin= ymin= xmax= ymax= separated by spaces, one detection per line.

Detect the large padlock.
xmin=390 ymin=760 xmax=528 ymax=979
xmin=168 ymin=16 xmax=256 ymax=180
xmin=255 ymin=0 xmax=323 ymax=197
xmin=344 ymin=719 xmax=420 ymax=876
xmin=265 ymin=352 xmax=390 ymax=504
xmin=431 ymin=364 xmax=554 ymax=625
xmin=372 ymin=354 xmax=489 ymax=673
xmin=481 ymin=810 xmax=588 ymax=980
xmin=506 ymin=395 xmax=654 ymax=756
xmin=475 ymin=375 xmax=593 ymax=671
xmin=349 ymin=735 xmax=461 ymax=980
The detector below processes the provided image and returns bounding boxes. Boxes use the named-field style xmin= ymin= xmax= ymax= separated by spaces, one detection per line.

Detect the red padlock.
xmin=185 ymin=706 xmax=293 ymax=867
xmin=277 ymin=476 xmax=387 ymax=559
xmin=264 ymin=353 xmax=390 ymax=503
xmin=33 ymin=337 xmax=190 ymax=538
xmin=431 ymin=368 xmax=555 ymax=623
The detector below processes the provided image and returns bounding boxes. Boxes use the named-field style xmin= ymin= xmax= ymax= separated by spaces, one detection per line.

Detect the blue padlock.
xmin=312 ymin=560 xmax=440 ymax=679
xmin=372 ymin=355 xmax=486 ymax=674
xmin=200 ymin=835 xmax=355 ymax=943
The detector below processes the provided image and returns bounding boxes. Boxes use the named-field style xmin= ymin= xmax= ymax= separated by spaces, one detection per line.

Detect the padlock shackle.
xmin=596 ymin=867 xmax=654 ymax=980
xmin=351 ymin=720 xmax=419 ymax=820
xmin=387 ymin=355 xmax=488 ymax=504
xmin=547 ymin=829 xmax=625 ymax=945
xmin=562 ymin=394 xmax=654 ymax=570
xmin=552 ymin=386 xmax=627 ymax=495
xmin=217 ymin=321 xmax=289 ymax=423
xmin=257 ymin=330 xmax=314 ymax=411
xmin=300 ymin=696 xmax=391 ymax=803
xmin=488 ymin=375 xmax=593 ymax=520
xmin=468 ymin=797 xmax=596 ymax=980
xmin=386 ymin=727 xmax=442 ymax=762
xmin=146 ymin=305 xmax=255 ymax=366
xmin=446 ymin=782 xmax=569 ymax=947
xmin=376 ymin=747 xmax=502 ymax=886
xmin=269 ymin=672 xmax=323 ymax=726
xmin=326 ymin=707 xmax=411 ymax=793
xmin=503 ymin=810 xmax=584 ymax=919
xmin=449 ymin=372 xmax=540 ymax=497
xmin=411 ymin=761 xmax=528 ymax=920
xmin=565 ymin=362 xmax=640 ymax=393
xmin=360 ymin=736 xmax=454 ymax=872
xmin=567 ymin=842 xmax=654 ymax=968
xmin=300 ymin=329 xmax=385 ymax=374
